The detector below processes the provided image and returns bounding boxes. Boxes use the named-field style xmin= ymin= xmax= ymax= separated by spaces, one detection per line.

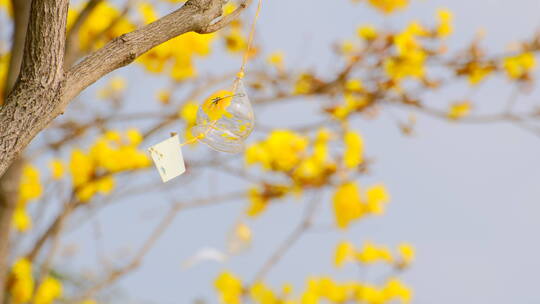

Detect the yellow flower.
xmin=267 ymin=51 xmax=284 ymax=70
xmin=69 ymin=149 xmax=94 ymax=187
xmin=180 ymin=101 xmax=199 ymax=126
xmin=467 ymin=62 xmax=493 ymax=85
xmin=383 ymin=278 xmax=412 ymax=303
xmin=368 ymin=0 xmax=409 ymax=14
xmin=357 ymin=25 xmax=377 ymax=40
xmin=13 ymin=207 xmax=32 ymax=232
xmin=250 ymin=282 xmax=277 ymax=304
xmin=436 ymin=9 xmax=453 ymax=37
xmin=365 ymin=184 xmax=390 ymax=214
xmin=356 ymin=241 xmax=393 ymax=264
xmin=448 ymin=101 xmax=471 ymax=120
xmin=126 ymin=128 xmax=143 ymax=146
xmin=246 ymin=130 xmax=308 ymax=172
xmin=224 ymin=29 xmax=247 ymax=53
xmin=138 ymin=2 xmax=157 ymax=24
xmin=202 ymin=90 xmax=233 ymax=121
xmin=157 ymin=89 xmax=171 ymax=104
xmin=345 ymin=79 xmax=363 ymax=92
xmin=343 ymin=131 xmax=364 ymax=169
xmin=398 ymin=243 xmax=415 ymax=267
xmin=33 ymin=276 xmax=62 ymax=304
xmin=333 ymin=182 xmax=364 ymax=229
xmin=246 ymin=187 xmax=268 ymax=217
xmin=49 ymin=159 xmax=65 ymax=180
xmin=215 ymin=271 xmax=243 ymax=304
xmin=19 ymin=164 xmax=43 ymax=202
xmin=10 ymin=258 xmax=34 ymax=304
xmin=503 ymin=52 xmax=536 ymax=79
xmin=334 ymin=241 xmax=356 ymax=267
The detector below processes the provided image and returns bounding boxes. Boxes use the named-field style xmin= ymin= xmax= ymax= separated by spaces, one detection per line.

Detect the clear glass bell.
xmin=192 ymin=79 xmax=255 ymax=153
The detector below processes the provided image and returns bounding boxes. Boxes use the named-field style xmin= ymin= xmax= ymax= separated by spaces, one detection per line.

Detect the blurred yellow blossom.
xmin=13 ymin=207 xmax=32 ymax=232
xmin=383 ymin=278 xmax=412 ymax=303
xmin=397 ymin=243 xmax=416 ymax=267
xmin=33 ymin=276 xmax=62 ymax=304
xmin=157 ymin=89 xmax=171 ymax=104
xmin=225 ymin=29 xmax=247 ymax=53
xmin=246 ymin=130 xmax=308 ymax=172
xmin=250 ymin=282 xmax=278 ymax=304
xmin=448 ymin=101 xmax=471 ymax=120
xmin=503 ymin=52 xmax=536 ymax=79
xmin=368 ymin=0 xmax=409 ymax=14
xmin=215 ymin=271 xmax=243 ymax=304
xmin=365 ymin=184 xmax=390 ymax=214
xmin=267 ymin=51 xmax=284 ymax=70
xmin=49 ymin=159 xmax=65 ymax=180
xmin=333 ymin=182 xmax=364 ymax=229
xmin=19 ymin=164 xmax=42 ymax=203
xmin=357 ymin=25 xmax=377 ymax=40
xmin=343 ymin=131 xmax=364 ymax=168
xmin=334 ymin=241 xmax=356 ymax=267
xmin=70 ymin=129 xmax=149 ymax=202
xmin=9 ymin=258 xmax=34 ymax=304
xmin=356 ymin=241 xmax=394 ymax=264
xmin=436 ymin=9 xmax=453 ymax=37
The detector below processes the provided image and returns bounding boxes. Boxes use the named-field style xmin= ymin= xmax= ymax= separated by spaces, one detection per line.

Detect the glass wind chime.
xmin=149 ymin=0 xmax=262 ymax=182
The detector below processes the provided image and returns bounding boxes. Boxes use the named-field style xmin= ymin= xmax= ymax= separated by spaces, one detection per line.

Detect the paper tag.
xmin=148 ymin=135 xmax=186 ymax=182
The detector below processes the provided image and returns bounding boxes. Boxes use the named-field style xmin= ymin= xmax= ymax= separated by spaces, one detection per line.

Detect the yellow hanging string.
xmin=180 ymin=0 xmax=263 ymax=147
xmin=237 ymin=0 xmax=263 ymax=80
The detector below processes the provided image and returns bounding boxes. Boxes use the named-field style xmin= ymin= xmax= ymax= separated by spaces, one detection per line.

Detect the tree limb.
xmin=0 ymin=0 xmax=249 ymax=177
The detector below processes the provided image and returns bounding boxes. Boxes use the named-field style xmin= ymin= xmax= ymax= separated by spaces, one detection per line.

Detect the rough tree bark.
xmin=0 ymin=0 xmax=248 ymax=300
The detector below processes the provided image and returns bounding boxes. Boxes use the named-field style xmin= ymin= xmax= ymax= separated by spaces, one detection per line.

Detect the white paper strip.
xmin=148 ymin=135 xmax=185 ymax=182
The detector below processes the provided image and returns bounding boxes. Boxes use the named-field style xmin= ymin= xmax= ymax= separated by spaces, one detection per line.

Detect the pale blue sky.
xmin=35 ymin=0 xmax=540 ymax=303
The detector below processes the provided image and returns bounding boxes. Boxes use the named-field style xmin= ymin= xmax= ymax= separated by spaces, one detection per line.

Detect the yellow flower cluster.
xmin=13 ymin=165 xmax=43 ymax=232
xmin=466 ymin=62 xmax=494 ymax=85
xmin=67 ymin=2 xmax=134 ymax=51
xmin=9 ymin=258 xmax=34 ymax=303
xmin=331 ymin=83 xmax=369 ymax=120
xmin=222 ymin=3 xmax=248 ymax=53
xmin=246 ymin=184 xmax=290 ymax=217
xmin=214 ymin=271 xmax=243 ymax=304
xmin=302 ymin=277 xmax=411 ymax=304
xmin=436 ymin=9 xmax=453 ymax=38
xmin=33 ymin=276 xmax=63 ymax=304
xmin=385 ymin=23 xmax=428 ymax=81
xmin=0 ymin=0 xmax=12 ymax=16
xmin=246 ymin=130 xmax=309 ymax=172
xmin=357 ymin=25 xmax=378 ymax=41
xmin=214 ymin=271 xmax=412 ymax=304
xmin=503 ymin=52 xmax=536 ymax=79
xmin=367 ymin=0 xmax=409 ymax=14
xmin=333 ymin=182 xmax=389 ymax=229
xmin=334 ymin=241 xmax=415 ymax=268
xmin=69 ymin=129 xmax=150 ymax=202
xmin=133 ymin=0 xmax=215 ymax=80
xmin=138 ymin=31 xmax=215 ymax=81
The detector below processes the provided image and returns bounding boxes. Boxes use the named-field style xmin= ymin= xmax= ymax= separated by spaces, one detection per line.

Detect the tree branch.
xmin=61 ymin=0 xmax=229 ymax=107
